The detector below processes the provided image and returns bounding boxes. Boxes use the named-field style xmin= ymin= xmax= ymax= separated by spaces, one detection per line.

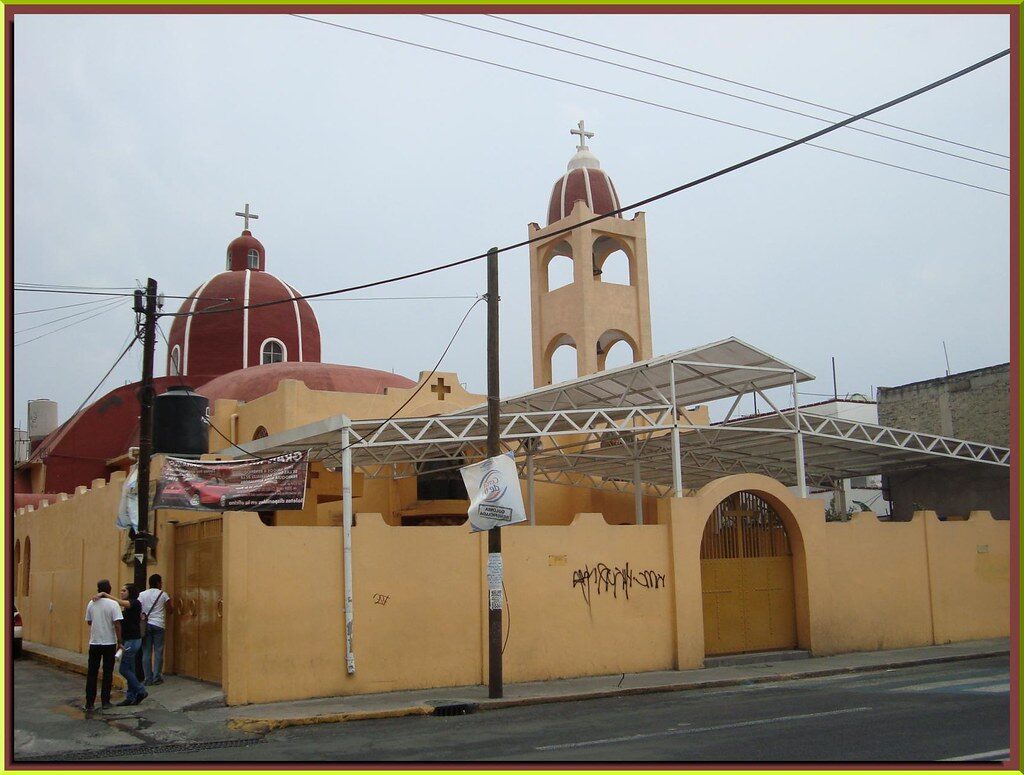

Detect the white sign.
xmin=487 ymin=553 xmax=503 ymax=591
xmin=460 ymin=453 xmax=527 ymax=533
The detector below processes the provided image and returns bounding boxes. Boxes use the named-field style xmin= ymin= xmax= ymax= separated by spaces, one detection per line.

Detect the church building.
xmin=13 ymin=124 xmax=1009 ymax=705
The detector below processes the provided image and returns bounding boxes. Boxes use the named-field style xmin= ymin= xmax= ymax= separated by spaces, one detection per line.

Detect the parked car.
xmin=13 ymin=604 xmax=23 ymax=659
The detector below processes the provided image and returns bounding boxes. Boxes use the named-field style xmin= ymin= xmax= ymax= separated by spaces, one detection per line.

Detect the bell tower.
xmin=528 ymin=121 xmax=653 ymax=387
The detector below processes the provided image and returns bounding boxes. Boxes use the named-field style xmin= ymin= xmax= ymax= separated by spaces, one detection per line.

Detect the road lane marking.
xmin=941 ymin=749 xmax=1010 ymax=762
xmin=535 ymin=706 xmax=872 ymax=751
xmin=968 ymin=682 xmax=1010 ymax=694
xmin=894 ymin=676 xmax=1009 ymax=692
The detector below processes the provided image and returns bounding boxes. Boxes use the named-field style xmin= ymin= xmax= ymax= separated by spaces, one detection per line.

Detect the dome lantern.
xmin=547 ymin=120 xmax=622 ymax=225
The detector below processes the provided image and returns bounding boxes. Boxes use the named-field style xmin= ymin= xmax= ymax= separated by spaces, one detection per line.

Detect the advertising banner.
xmin=154 ymin=451 xmax=308 ymax=512
xmin=460 ymin=452 xmax=527 ymax=532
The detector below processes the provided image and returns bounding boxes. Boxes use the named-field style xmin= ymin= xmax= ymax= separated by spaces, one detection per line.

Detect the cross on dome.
xmin=235 ymin=203 xmax=260 ymax=231
xmin=570 ymin=119 xmax=594 ymax=151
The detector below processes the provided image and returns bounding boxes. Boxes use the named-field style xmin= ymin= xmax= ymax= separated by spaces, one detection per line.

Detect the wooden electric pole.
xmin=485 ymin=247 xmax=502 ymax=699
xmin=133 ymin=278 xmax=158 ymax=591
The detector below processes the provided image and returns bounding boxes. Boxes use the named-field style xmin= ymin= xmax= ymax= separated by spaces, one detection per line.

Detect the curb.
xmin=23 ymin=646 xmax=127 ymax=690
xmin=222 ymin=647 xmax=1009 ymax=731
xmin=228 ymin=705 xmax=433 ymax=734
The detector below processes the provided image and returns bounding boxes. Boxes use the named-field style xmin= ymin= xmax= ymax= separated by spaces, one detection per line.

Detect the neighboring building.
xmin=790 ymin=398 xmax=886 ymax=517
xmin=877 ymin=365 xmax=1010 ymax=520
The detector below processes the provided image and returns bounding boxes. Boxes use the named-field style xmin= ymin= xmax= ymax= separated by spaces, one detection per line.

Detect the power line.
xmin=160 ymin=44 xmax=1010 ymax=322
xmin=313 ymin=294 xmax=482 ymax=301
xmin=486 ymin=14 xmax=1010 ymax=161
xmin=15 ymin=298 xmax=132 ymax=347
xmin=15 ymin=296 xmax=127 ymax=335
xmin=424 ymin=14 xmax=1008 ymax=172
xmin=322 ymin=296 xmax=486 ymax=466
xmin=13 ymin=287 xmax=137 ymax=298
xmin=15 ymin=297 xmax=120 ymax=315
xmin=289 ymin=14 xmax=1008 ymax=197
xmin=14 ymin=281 xmax=139 ymax=291
xmin=24 ymin=331 xmax=141 ymax=462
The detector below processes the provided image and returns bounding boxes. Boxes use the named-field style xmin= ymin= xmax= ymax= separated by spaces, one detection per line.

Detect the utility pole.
xmin=485 ymin=247 xmax=502 ymax=699
xmin=133 ymin=278 xmax=158 ymax=591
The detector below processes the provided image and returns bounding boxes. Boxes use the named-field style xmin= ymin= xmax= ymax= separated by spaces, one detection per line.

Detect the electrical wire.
xmin=13 ymin=287 xmax=137 ymax=298
xmin=14 ymin=281 xmax=139 ymax=290
xmin=15 ymin=298 xmax=132 ymax=347
xmin=15 ymin=296 xmax=127 ymax=335
xmin=486 ymin=14 xmax=1010 ymax=161
xmin=289 ymin=14 xmax=1008 ymax=196
xmin=16 ymin=297 xmax=122 ymax=315
xmin=320 ymin=296 xmax=485 ymax=466
xmin=424 ymin=14 xmax=1008 ymax=172
xmin=160 ymin=44 xmax=1011 ymax=323
xmin=25 ymin=331 xmax=141 ymax=463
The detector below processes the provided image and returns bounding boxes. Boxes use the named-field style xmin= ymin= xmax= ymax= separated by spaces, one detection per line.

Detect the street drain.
xmin=431 ymin=702 xmax=477 ymax=717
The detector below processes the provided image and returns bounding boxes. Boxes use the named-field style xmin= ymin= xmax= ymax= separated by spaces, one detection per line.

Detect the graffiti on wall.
xmin=571 ymin=562 xmax=666 ymax=605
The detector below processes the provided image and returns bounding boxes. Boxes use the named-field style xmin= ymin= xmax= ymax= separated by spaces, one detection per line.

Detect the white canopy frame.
xmin=221 ymin=338 xmax=1008 ymax=523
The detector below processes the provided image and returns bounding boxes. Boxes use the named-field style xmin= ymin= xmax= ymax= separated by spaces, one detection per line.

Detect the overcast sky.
xmin=13 ymin=12 xmax=1011 ymax=428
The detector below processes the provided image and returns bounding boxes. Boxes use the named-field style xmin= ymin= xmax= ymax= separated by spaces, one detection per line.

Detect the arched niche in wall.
xmin=592 ymin=235 xmax=634 ymax=286
xmin=596 ymin=329 xmax=638 ymax=371
xmin=544 ymin=333 xmax=578 ymax=385
xmin=544 ymin=239 xmax=574 ymax=292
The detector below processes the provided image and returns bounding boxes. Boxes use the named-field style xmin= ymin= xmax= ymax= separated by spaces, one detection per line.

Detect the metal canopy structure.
xmin=221 ymin=337 xmax=1009 ymax=519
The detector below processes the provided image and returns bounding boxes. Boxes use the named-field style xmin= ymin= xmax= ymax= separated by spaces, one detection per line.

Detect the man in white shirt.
xmin=138 ymin=573 xmax=174 ymax=686
xmin=84 ymin=579 xmax=123 ymax=711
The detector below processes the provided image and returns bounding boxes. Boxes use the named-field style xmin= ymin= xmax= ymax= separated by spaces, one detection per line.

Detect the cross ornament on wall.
xmin=570 ymin=119 xmax=594 ymax=150
xmin=235 ymin=203 xmax=259 ymax=230
xmin=431 ymin=377 xmax=452 ymax=400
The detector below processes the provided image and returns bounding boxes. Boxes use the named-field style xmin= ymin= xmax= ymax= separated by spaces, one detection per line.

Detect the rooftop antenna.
xmin=831 ymin=356 xmax=838 ymax=400
xmin=942 ymin=341 xmax=951 ymax=376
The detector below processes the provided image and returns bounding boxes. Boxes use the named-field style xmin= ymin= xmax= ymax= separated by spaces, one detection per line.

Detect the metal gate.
xmin=700 ymin=492 xmax=796 ymax=656
xmin=173 ymin=518 xmax=223 ymax=684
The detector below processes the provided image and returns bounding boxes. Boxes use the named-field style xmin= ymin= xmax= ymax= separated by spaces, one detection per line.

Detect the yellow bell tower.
xmin=528 ymin=121 xmax=653 ymax=387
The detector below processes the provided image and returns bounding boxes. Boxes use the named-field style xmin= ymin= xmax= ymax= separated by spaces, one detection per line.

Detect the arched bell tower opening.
xmin=528 ymin=121 xmax=653 ymax=387
xmin=700 ymin=491 xmax=798 ymax=656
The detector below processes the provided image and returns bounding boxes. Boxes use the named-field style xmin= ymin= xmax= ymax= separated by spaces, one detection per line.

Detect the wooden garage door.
xmin=700 ymin=492 xmax=796 ymax=656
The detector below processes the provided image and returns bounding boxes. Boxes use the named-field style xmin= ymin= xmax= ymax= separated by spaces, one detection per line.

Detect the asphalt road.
xmin=13 ymin=656 xmax=1011 ymax=763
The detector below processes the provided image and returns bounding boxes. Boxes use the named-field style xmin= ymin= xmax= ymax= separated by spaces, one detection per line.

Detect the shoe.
xmin=116 ymin=698 xmax=135 ymax=707
xmin=153 ymin=677 xmax=164 ymax=685
xmin=143 ymin=679 xmax=153 ymax=686
xmin=101 ymin=702 xmax=113 ymax=710
xmin=83 ymin=705 xmax=95 ymax=712
xmin=133 ymin=691 xmax=148 ymax=705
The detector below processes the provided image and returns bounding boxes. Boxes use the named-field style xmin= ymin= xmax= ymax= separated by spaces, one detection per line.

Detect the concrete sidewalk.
xmin=23 ymin=637 xmax=1010 ymax=735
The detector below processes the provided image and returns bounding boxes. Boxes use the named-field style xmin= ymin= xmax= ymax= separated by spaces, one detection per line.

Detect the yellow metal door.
xmin=700 ymin=493 xmax=796 ymax=656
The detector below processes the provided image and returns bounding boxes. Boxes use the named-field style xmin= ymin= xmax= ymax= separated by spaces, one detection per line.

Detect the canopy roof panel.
xmin=219 ymin=337 xmax=1007 ymax=496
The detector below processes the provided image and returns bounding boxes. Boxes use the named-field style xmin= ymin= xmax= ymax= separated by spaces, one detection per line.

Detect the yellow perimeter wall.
xmin=15 ymin=473 xmax=1009 ymax=706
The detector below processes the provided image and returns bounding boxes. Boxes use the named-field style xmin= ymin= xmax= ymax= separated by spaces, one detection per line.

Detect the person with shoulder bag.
xmin=138 ymin=574 xmax=174 ymax=686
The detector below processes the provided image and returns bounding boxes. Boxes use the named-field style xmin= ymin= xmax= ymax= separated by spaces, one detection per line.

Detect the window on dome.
xmin=226 ymin=249 xmax=232 ymax=270
xmin=248 ymin=249 xmax=259 ymax=269
xmin=170 ymin=345 xmax=181 ymax=376
xmin=261 ymin=339 xmax=286 ymax=364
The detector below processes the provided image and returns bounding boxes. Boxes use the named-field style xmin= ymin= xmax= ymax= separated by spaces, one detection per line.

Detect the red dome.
xmin=547 ymin=164 xmax=622 ymax=225
xmin=226 ymin=230 xmax=266 ymax=272
xmin=197 ymin=361 xmax=417 ymax=404
xmin=166 ymin=269 xmax=320 ymax=380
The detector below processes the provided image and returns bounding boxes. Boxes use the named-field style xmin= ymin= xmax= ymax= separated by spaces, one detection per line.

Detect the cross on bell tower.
xmin=235 ymin=203 xmax=259 ymax=231
xmin=570 ymin=119 xmax=594 ymax=150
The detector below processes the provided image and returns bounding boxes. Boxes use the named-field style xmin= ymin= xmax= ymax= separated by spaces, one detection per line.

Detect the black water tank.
xmin=153 ymin=386 xmax=209 ymax=455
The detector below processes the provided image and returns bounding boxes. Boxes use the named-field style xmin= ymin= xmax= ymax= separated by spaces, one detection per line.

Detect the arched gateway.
xmin=700 ymin=491 xmax=797 ymax=655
